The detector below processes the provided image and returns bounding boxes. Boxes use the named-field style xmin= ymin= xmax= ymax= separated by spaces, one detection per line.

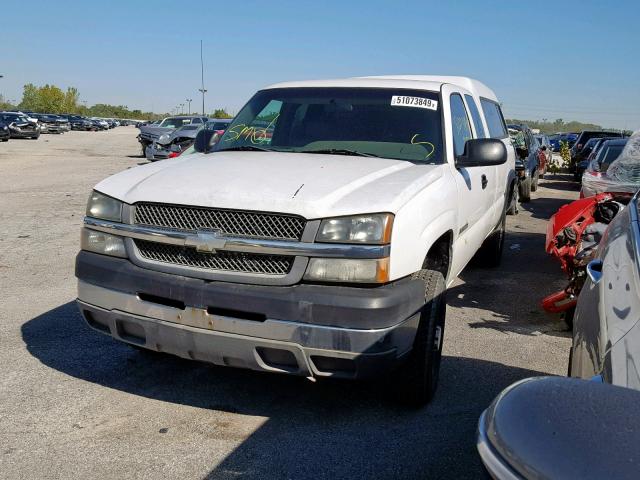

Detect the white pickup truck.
xmin=76 ymin=75 xmax=515 ymax=405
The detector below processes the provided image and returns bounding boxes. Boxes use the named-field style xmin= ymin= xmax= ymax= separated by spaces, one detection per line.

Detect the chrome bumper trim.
xmin=84 ymin=217 xmax=389 ymax=259
xmin=77 ymin=280 xmax=416 ymax=353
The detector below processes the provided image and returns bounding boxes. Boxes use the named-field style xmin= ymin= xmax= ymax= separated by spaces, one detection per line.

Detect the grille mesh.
xmin=134 ymin=203 xmax=305 ymax=241
xmin=134 ymin=240 xmax=293 ymax=275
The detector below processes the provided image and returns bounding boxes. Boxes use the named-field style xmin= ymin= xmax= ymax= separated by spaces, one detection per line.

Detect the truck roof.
xmin=264 ymin=75 xmax=498 ymax=102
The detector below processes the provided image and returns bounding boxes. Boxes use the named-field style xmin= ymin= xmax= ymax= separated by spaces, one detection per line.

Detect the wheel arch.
xmin=422 ymin=230 xmax=454 ymax=282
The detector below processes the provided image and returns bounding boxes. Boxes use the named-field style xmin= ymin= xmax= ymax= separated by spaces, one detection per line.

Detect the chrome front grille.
xmin=134 ymin=203 xmax=306 ymax=241
xmin=134 ymin=239 xmax=294 ymax=275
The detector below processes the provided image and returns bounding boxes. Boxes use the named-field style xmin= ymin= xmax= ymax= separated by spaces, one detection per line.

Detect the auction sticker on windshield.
xmin=391 ymin=95 xmax=438 ymax=111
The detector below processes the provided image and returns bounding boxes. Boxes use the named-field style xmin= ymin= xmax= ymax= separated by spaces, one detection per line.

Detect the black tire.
xmin=519 ymin=177 xmax=532 ymax=202
xmin=1 ymin=138 xmax=8 ymax=142
xmin=395 ymin=269 xmax=446 ymax=406
xmin=477 ymin=210 xmax=506 ymax=268
xmin=563 ymin=306 xmax=575 ymax=331
xmin=506 ymin=184 xmax=519 ymax=215
xmin=531 ymin=169 xmax=539 ymax=192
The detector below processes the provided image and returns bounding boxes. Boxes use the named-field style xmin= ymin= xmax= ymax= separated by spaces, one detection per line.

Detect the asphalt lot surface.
xmin=1 ymin=128 xmax=577 ymax=479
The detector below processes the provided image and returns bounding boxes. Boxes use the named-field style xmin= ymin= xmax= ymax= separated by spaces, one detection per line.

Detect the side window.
xmin=450 ymin=94 xmax=473 ymax=157
xmin=464 ymin=94 xmax=487 ymax=138
xmin=480 ymin=99 xmax=508 ymax=139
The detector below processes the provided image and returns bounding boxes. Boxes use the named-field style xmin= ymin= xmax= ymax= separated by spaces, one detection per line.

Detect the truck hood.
xmin=95 ymin=152 xmax=444 ymax=219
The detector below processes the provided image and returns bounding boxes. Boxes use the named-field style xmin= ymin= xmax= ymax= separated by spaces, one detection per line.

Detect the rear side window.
xmin=450 ymin=94 xmax=473 ymax=157
xmin=464 ymin=95 xmax=487 ymax=138
xmin=480 ymin=99 xmax=507 ymax=139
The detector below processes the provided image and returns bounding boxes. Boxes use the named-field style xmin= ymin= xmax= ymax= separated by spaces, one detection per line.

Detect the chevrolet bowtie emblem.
xmin=185 ymin=230 xmax=227 ymax=253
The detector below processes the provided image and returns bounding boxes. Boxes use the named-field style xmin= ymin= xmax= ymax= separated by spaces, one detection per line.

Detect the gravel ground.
xmin=0 ymin=129 xmax=576 ymax=479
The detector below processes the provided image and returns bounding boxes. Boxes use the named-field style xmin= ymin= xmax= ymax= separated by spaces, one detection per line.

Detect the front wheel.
xmin=395 ymin=269 xmax=446 ymax=406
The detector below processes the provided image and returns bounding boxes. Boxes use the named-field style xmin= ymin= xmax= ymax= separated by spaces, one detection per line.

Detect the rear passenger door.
xmin=442 ymin=85 xmax=497 ymax=255
xmin=480 ymin=97 xmax=514 ymax=216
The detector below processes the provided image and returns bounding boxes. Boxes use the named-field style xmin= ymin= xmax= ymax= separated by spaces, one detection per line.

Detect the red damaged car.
xmin=543 ymin=193 xmax=631 ymax=326
xmin=544 ymin=132 xmax=640 ymax=326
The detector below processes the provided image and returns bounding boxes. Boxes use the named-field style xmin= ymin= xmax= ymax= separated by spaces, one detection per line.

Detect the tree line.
xmin=504 ymin=117 xmax=629 ymax=135
xmin=0 ymin=83 xmax=235 ymax=120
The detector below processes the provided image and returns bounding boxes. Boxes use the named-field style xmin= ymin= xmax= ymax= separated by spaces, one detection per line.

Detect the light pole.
xmin=186 ymin=98 xmax=192 ymax=115
xmin=180 ymin=103 xmax=185 ymax=115
xmin=199 ymin=40 xmax=207 ymax=115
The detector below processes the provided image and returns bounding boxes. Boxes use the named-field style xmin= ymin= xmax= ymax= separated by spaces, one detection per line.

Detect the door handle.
xmin=481 ymin=174 xmax=488 ymax=189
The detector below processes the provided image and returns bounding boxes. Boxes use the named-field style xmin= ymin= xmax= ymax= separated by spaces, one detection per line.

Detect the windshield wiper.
xmin=216 ymin=145 xmax=273 ymax=152
xmin=299 ymin=148 xmax=380 ymax=158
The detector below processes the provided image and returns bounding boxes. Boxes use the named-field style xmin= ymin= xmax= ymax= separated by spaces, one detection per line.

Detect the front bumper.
xmin=76 ymin=251 xmax=424 ymax=379
xmin=145 ymin=143 xmax=173 ymax=160
xmin=9 ymin=128 xmax=39 ymax=138
xmin=43 ymin=124 xmax=64 ymax=133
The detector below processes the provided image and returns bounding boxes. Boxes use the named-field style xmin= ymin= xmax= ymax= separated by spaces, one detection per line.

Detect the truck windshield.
xmin=214 ymin=87 xmax=443 ymax=163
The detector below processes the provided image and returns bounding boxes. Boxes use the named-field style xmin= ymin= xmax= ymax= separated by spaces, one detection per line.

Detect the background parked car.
xmin=137 ymin=115 xmax=209 ymax=156
xmin=548 ymin=133 xmax=561 ymax=152
xmin=0 ymin=120 xmax=10 ymax=142
xmin=589 ymin=138 xmax=628 ymax=174
xmin=573 ymin=137 xmax=603 ymax=180
xmin=0 ymin=112 xmax=40 ymax=139
xmin=60 ymin=114 xmax=93 ymax=131
xmin=508 ymin=123 xmax=544 ymax=202
xmin=571 ymin=130 xmax=625 ymax=175
xmin=32 ymin=114 xmax=67 ymax=134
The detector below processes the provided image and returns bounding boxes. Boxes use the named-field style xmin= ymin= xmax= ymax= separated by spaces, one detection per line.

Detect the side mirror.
xmin=194 ymin=129 xmax=217 ymax=153
xmin=456 ymin=139 xmax=508 ymax=168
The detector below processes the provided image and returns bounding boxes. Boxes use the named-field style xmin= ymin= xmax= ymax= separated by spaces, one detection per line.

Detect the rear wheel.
xmin=506 ymin=184 xmax=519 ymax=215
xmin=395 ymin=269 xmax=446 ymax=406
xmin=477 ymin=210 xmax=506 ymax=268
xmin=519 ymin=177 xmax=532 ymax=202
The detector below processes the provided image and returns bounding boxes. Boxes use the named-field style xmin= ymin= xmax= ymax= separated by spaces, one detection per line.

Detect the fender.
xmin=414 ymin=209 xmax=457 ymax=275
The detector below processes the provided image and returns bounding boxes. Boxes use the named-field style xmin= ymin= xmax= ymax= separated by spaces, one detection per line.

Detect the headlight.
xmin=86 ymin=190 xmax=123 ymax=222
xmin=316 ymin=214 xmax=393 ymax=244
xmin=304 ymin=258 xmax=389 ymax=283
xmin=158 ymin=133 xmax=170 ymax=144
xmin=81 ymin=228 xmax=127 ymax=258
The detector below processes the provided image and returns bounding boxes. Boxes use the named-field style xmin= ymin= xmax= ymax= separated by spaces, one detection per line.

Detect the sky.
xmin=2 ymin=0 xmax=639 ymax=129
